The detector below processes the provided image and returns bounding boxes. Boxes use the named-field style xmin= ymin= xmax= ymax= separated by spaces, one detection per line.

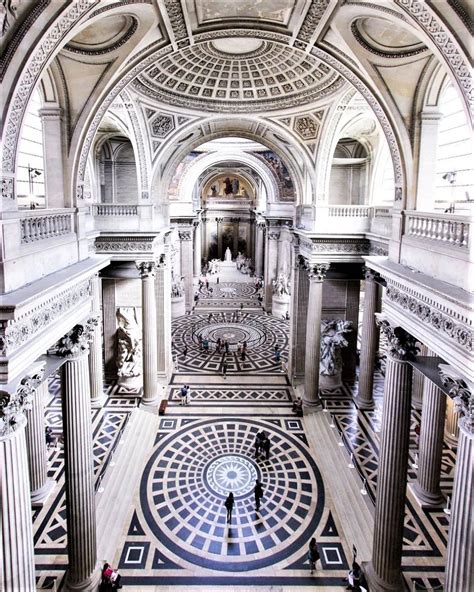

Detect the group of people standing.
xmin=179 ymin=385 xmax=190 ymax=405
xmin=255 ymin=430 xmax=271 ymax=460
xmin=224 ymin=478 xmax=265 ymax=524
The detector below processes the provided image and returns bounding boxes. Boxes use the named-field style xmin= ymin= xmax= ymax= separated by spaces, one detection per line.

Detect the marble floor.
xmin=34 ymin=280 xmax=451 ymax=591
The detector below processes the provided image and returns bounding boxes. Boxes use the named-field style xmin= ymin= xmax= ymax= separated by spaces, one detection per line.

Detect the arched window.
xmin=16 ymin=88 xmax=45 ymax=208
xmin=434 ymin=84 xmax=473 ymax=210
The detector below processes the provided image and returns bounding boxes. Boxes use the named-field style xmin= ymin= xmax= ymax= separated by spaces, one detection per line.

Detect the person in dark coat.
xmin=262 ymin=435 xmax=271 ymax=460
xmin=307 ymin=538 xmax=320 ymax=574
xmin=224 ymin=492 xmax=234 ymax=523
xmin=254 ymin=479 xmax=264 ymax=511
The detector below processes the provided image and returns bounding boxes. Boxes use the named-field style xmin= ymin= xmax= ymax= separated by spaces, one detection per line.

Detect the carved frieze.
xmin=95 ymin=238 xmax=155 ymax=253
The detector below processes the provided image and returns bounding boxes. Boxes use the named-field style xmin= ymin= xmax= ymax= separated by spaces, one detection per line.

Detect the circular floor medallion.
xmin=205 ymin=454 xmax=259 ymax=498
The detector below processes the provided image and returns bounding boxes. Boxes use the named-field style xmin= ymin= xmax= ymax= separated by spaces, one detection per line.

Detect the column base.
xmin=90 ymin=391 xmax=107 ymax=409
xmin=444 ymin=430 xmax=458 ymax=448
xmin=31 ymin=479 xmax=56 ymax=506
xmin=63 ymin=561 xmax=101 ymax=592
xmin=363 ymin=560 xmax=404 ymax=592
xmin=140 ymin=397 xmax=159 ymax=409
xmin=409 ymin=482 xmax=445 ymax=508
xmin=302 ymin=397 xmax=322 ymax=413
xmin=355 ymin=397 xmax=375 ymax=411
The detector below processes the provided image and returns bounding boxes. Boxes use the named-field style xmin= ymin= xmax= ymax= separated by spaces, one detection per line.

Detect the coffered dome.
xmin=132 ymin=39 xmax=346 ymax=112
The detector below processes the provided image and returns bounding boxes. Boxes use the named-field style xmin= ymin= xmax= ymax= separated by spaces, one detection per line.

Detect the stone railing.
xmin=405 ymin=211 xmax=470 ymax=249
xmin=92 ymin=204 xmax=138 ymax=216
xmin=328 ymin=205 xmax=371 ymax=217
xmin=20 ymin=210 xmax=74 ymax=243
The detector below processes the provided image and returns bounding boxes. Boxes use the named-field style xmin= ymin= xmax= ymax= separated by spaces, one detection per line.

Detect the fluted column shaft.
xmin=193 ymin=222 xmax=201 ymax=277
xmin=445 ymin=416 xmax=473 ymax=592
xmin=413 ymin=380 xmax=446 ymax=505
xmin=25 ymin=380 xmax=55 ymax=503
xmin=89 ymin=274 xmax=105 ymax=408
xmin=411 ymin=345 xmax=428 ymax=410
xmin=303 ymin=263 xmax=329 ymax=407
xmin=61 ymin=349 xmax=98 ymax=591
xmin=264 ymin=231 xmax=279 ymax=312
xmin=255 ymin=224 xmax=265 ymax=277
xmin=156 ymin=255 xmax=172 ymax=379
xmin=137 ymin=262 xmax=158 ymax=406
xmin=1 ymin=418 xmax=36 ymax=592
xmin=357 ymin=269 xmax=378 ymax=409
xmin=366 ymin=320 xmax=418 ymax=592
xmin=445 ymin=396 xmax=460 ymax=445
xmin=179 ymin=230 xmax=194 ymax=312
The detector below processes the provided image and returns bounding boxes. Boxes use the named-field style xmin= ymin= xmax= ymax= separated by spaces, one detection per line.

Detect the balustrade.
xmin=92 ymin=204 xmax=138 ymax=216
xmin=328 ymin=205 xmax=371 ymax=217
xmin=20 ymin=212 xmax=73 ymax=243
xmin=405 ymin=212 xmax=470 ymax=249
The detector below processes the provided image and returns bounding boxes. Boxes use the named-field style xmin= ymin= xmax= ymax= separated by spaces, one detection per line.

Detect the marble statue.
xmin=116 ymin=308 xmax=141 ymax=377
xmin=224 ymin=247 xmax=232 ymax=262
xmin=171 ymin=276 xmax=185 ymax=298
xmin=272 ymin=273 xmax=291 ymax=296
xmin=320 ymin=320 xmax=353 ymax=376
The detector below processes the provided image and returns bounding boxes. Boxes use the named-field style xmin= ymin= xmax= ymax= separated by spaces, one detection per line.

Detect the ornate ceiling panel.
xmin=132 ymin=39 xmax=346 ymax=112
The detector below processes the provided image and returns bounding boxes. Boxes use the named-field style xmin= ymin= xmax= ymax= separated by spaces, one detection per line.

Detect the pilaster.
xmin=137 ymin=261 xmax=158 ymax=406
xmin=156 ymin=253 xmax=172 ymax=381
xmin=39 ymin=105 xmax=65 ymax=209
xmin=179 ymin=228 xmax=194 ymax=312
xmin=255 ymin=221 xmax=265 ymax=277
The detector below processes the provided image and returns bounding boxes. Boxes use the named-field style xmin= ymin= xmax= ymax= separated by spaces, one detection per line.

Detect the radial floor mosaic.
xmin=115 ymin=416 xmax=349 ymax=586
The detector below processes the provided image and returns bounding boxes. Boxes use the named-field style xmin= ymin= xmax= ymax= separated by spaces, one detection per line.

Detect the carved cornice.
xmin=385 ymin=285 xmax=473 ymax=353
xmin=136 ymin=261 xmax=156 ymax=278
xmin=439 ymin=364 xmax=473 ymax=433
xmin=95 ymin=236 xmax=159 ymax=254
xmin=0 ymin=279 xmax=91 ymax=357
xmin=376 ymin=316 xmax=419 ymax=361
xmin=56 ymin=317 xmax=98 ymax=359
xmin=0 ymin=366 xmax=45 ymax=439
xmin=306 ymin=262 xmax=330 ymax=282
xmin=299 ymin=237 xmax=370 ymax=255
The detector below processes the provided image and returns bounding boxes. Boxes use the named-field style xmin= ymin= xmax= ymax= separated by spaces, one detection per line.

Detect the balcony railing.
xmin=92 ymin=204 xmax=138 ymax=216
xmin=405 ymin=211 xmax=470 ymax=249
xmin=20 ymin=210 xmax=74 ymax=243
xmin=328 ymin=205 xmax=371 ymax=217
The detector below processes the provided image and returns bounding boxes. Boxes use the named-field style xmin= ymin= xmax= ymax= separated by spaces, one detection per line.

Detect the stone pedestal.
xmin=357 ymin=268 xmax=378 ymax=409
xmin=412 ymin=378 xmax=446 ymax=507
xmin=59 ymin=323 xmax=99 ymax=592
xmin=365 ymin=319 xmax=417 ymax=592
xmin=171 ymin=295 xmax=186 ymax=318
xmin=25 ymin=380 xmax=55 ymax=504
xmin=89 ymin=274 xmax=106 ymax=408
xmin=137 ymin=262 xmax=158 ymax=407
xmin=303 ymin=263 xmax=329 ymax=409
xmin=272 ymin=292 xmax=290 ymax=318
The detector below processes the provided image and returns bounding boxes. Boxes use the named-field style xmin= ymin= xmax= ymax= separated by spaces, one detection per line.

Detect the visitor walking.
xmin=224 ymin=492 xmax=234 ymax=524
xmin=240 ymin=302 xmax=244 ymax=310
xmin=216 ymin=276 xmax=220 ymax=284
xmin=262 ymin=435 xmax=271 ymax=460
xmin=222 ymin=360 xmax=228 ymax=379
xmin=224 ymin=340 xmax=229 ymax=354
xmin=183 ymin=345 xmax=188 ymax=359
xmin=307 ymin=538 xmax=320 ymax=574
xmin=254 ymin=479 xmax=264 ymax=511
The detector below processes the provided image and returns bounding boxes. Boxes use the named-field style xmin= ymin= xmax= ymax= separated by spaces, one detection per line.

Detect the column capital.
xmin=256 ymin=221 xmax=266 ymax=230
xmin=0 ymin=366 xmax=45 ymax=439
xmin=156 ymin=252 xmax=167 ymax=268
xmin=375 ymin=316 xmax=419 ymax=362
xmin=193 ymin=219 xmax=200 ymax=228
xmin=268 ymin=231 xmax=280 ymax=241
xmin=306 ymin=262 xmax=330 ymax=282
xmin=363 ymin=266 xmax=379 ymax=282
xmin=57 ymin=317 xmax=98 ymax=359
xmin=136 ymin=261 xmax=157 ymax=278
xmin=178 ymin=230 xmax=192 ymax=241
xmin=439 ymin=364 xmax=473 ymax=434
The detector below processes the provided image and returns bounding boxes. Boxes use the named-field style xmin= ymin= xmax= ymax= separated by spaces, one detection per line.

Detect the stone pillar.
xmin=179 ymin=228 xmax=194 ymax=312
xmin=233 ymin=218 xmax=239 ymax=257
xmin=58 ymin=321 xmax=99 ymax=592
xmin=357 ymin=268 xmax=379 ymax=409
xmin=216 ymin=218 xmax=223 ymax=260
xmin=255 ymin=222 xmax=265 ymax=277
xmin=39 ymin=105 xmax=65 ymax=209
xmin=137 ymin=262 xmax=158 ymax=406
xmin=89 ymin=274 xmax=106 ymax=408
xmin=365 ymin=318 xmax=418 ymax=592
xmin=412 ymin=376 xmax=446 ymax=506
xmin=439 ymin=368 xmax=473 ymax=592
xmin=416 ymin=108 xmax=443 ymax=211
xmin=342 ymin=279 xmax=360 ymax=382
xmin=1 ymin=370 xmax=43 ymax=592
xmin=193 ymin=220 xmax=201 ymax=277
xmin=156 ymin=253 xmax=172 ymax=381
xmin=303 ymin=262 xmax=330 ymax=408
xmin=102 ymin=278 xmax=116 ymax=380
xmin=25 ymin=380 xmax=55 ymax=504
xmin=264 ymin=230 xmax=279 ymax=312
xmin=411 ymin=344 xmax=428 ymax=410
xmin=445 ymin=396 xmax=460 ymax=446
xmin=289 ymin=254 xmax=309 ymax=381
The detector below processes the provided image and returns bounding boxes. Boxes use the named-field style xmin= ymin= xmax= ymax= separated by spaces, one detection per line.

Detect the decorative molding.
xmin=1 ymin=176 xmax=14 ymax=200
xmin=385 ymin=285 xmax=473 ymax=352
xmin=439 ymin=364 xmax=473 ymax=433
xmin=296 ymin=0 xmax=331 ymax=44
xmin=56 ymin=317 xmax=98 ymax=358
xmin=65 ymin=16 xmax=138 ymax=55
xmin=0 ymin=366 xmax=45 ymax=439
xmin=163 ymin=0 xmax=189 ymax=44
xmin=94 ymin=237 xmax=156 ymax=253
xmin=350 ymin=20 xmax=428 ymax=58
xmin=376 ymin=316 xmax=419 ymax=361
xmin=0 ymin=279 xmax=91 ymax=357
xmin=299 ymin=237 xmax=370 ymax=255
xmin=136 ymin=261 xmax=157 ymax=278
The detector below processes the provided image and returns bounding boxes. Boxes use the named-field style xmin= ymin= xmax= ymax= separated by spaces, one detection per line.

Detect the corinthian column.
xmin=303 ymin=262 xmax=330 ymax=408
xmin=193 ymin=220 xmax=201 ymax=277
xmin=179 ymin=228 xmax=194 ymax=312
xmin=288 ymin=253 xmax=309 ymax=381
xmin=264 ymin=230 xmax=279 ymax=312
xmin=156 ymin=253 xmax=172 ymax=380
xmin=25 ymin=380 xmax=55 ymax=504
xmin=439 ymin=367 xmax=473 ymax=592
xmin=255 ymin=221 xmax=265 ymax=277
xmin=89 ymin=274 xmax=106 ymax=408
xmin=1 ymin=369 xmax=43 ymax=592
xmin=58 ymin=320 xmax=100 ymax=592
xmin=357 ymin=267 xmax=379 ymax=409
xmin=137 ymin=261 xmax=158 ymax=406
xmin=365 ymin=318 xmax=418 ymax=592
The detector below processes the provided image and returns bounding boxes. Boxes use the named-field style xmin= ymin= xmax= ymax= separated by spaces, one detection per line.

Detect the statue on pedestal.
xmin=224 ymin=247 xmax=232 ymax=262
xmin=320 ymin=320 xmax=353 ymax=376
xmin=116 ymin=308 xmax=141 ymax=378
xmin=272 ymin=273 xmax=291 ymax=296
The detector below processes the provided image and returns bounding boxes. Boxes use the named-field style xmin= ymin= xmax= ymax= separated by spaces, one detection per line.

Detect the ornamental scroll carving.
xmin=56 ymin=317 xmax=98 ymax=358
xmin=0 ymin=366 xmax=45 ymax=439
xmin=439 ymin=364 xmax=473 ymax=433
xmin=306 ymin=262 xmax=330 ymax=281
xmin=376 ymin=317 xmax=419 ymax=361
